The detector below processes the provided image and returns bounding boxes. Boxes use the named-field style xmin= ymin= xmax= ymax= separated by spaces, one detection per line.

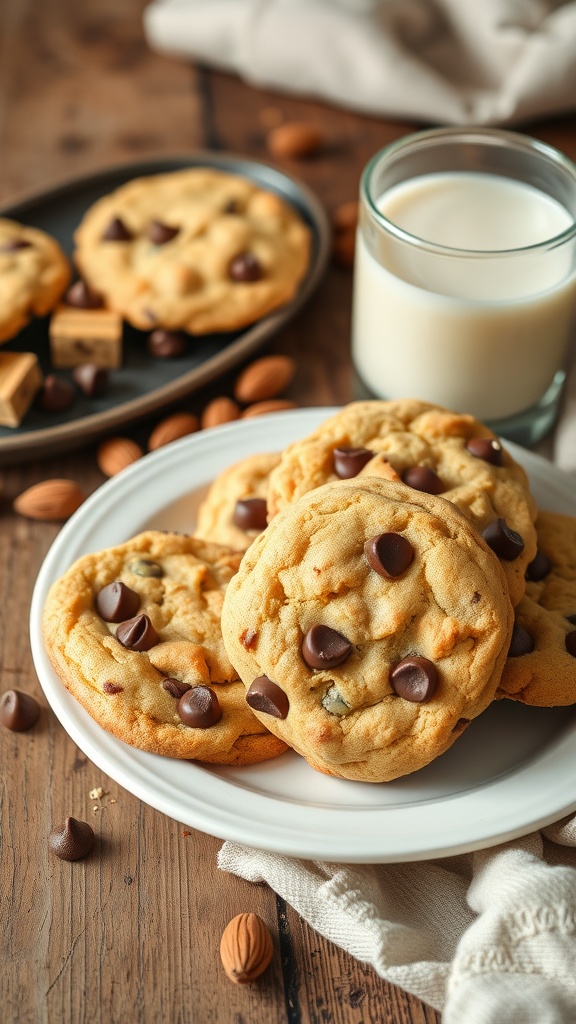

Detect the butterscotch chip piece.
xmin=49 ymin=305 xmax=123 ymax=368
xmin=0 ymin=351 xmax=43 ymax=427
xmin=73 ymin=168 xmax=311 ymax=334
xmin=267 ymin=399 xmax=537 ymax=607
xmin=42 ymin=531 xmax=287 ymax=765
xmin=0 ymin=218 xmax=70 ymax=343
xmin=498 ymin=510 xmax=576 ymax=706
xmin=221 ymin=477 xmax=514 ymax=783
xmin=195 ymin=452 xmax=279 ymax=552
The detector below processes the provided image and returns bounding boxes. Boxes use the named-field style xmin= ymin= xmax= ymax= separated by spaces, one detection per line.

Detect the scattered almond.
xmin=220 ymin=912 xmax=274 ymax=985
xmin=234 ymin=355 xmax=296 ymax=405
xmin=332 ymin=229 xmax=356 ymax=269
xmin=332 ymin=200 xmax=359 ymax=233
xmin=13 ymin=479 xmax=85 ymax=521
xmin=241 ymin=399 xmax=297 ymax=418
xmin=148 ymin=412 xmax=199 ymax=451
xmin=266 ymin=122 xmax=324 ymax=159
xmin=97 ymin=437 xmax=144 ymax=477
xmin=201 ymin=396 xmax=241 ymax=429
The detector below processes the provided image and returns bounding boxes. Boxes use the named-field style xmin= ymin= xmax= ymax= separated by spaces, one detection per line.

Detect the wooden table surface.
xmin=2 ymin=2 xmax=576 ymax=1022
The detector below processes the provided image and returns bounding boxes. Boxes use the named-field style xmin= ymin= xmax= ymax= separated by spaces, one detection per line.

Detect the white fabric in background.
xmin=143 ymin=0 xmax=576 ymax=126
xmin=219 ymin=824 xmax=576 ymax=1021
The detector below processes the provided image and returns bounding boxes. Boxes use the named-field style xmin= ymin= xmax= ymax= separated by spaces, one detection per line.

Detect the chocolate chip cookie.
xmin=267 ymin=399 xmax=537 ymax=607
xmin=73 ymin=168 xmax=311 ymax=333
xmin=498 ymin=510 xmax=576 ymax=705
xmin=0 ymin=218 xmax=70 ymax=343
xmin=195 ymin=452 xmax=279 ymax=551
xmin=221 ymin=477 xmax=514 ymax=783
xmin=42 ymin=531 xmax=287 ymax=764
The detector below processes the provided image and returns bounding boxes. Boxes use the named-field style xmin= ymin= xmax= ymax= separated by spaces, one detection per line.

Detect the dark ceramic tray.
xmin=0 ymin=153 xmax=330 ymax=463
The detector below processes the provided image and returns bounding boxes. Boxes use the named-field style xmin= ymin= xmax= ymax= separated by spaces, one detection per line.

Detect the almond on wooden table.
xmin=234 ymin=355 xmax=296 ymax=404
xmin=97 ymin=437 xmax=144 ymax=477
xmin=266 ymin=121 xmax=324 ymax=159
xmin=200 ymin=396 xmax=241 ymax=429
xmin=241 ymin=399 xmax=297 ymax=418
xmin=220 ymin=912 xmax=274 ymax=985
xmin=148 ymin=412 xmax=199 ymax=451
xmin=13 ymin=479 xmax=85 ymax=521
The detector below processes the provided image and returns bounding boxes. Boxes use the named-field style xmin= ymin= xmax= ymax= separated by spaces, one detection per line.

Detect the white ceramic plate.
xmin=30 ymin=408 xmax=576 ymax=863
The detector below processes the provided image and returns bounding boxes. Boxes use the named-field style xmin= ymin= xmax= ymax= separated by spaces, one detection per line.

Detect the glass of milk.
xmin=351 ymin=128 xmax=576 ymax=443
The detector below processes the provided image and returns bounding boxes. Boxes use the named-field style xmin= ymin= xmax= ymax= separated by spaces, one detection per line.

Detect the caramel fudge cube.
xmin=0 ymin=351 xmax=43 ymax=427
xmin=49 ymin=305 xmax=123 ymax=368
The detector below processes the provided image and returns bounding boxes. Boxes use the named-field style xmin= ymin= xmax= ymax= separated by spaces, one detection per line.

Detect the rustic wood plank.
xmin=0 ymin=0 xmax=202 ymax=204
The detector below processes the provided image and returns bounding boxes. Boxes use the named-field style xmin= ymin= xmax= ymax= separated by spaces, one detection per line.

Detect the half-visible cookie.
xmin=73 ymin=168 xmax=311 ymax=333
xmin=221 ymin=477 xmax=514 ymax=783
xmin=42 ymin=530 xmax=287 ymax=764
xmin=267 ymin=399 xmax=537 ymax=606
xmin=0 ymin=218 xmax=70 ymax=343
xmin=195 ymin=452 xmax=279 ymax=551
xmin=498 ymin=510 xmax=576 ymax=705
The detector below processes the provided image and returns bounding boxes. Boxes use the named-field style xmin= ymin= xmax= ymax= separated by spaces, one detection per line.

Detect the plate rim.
xmin=29 ymin=407 xmax=576 ymax=862
xmin=0 ymin=152 xmax=331 ymax=463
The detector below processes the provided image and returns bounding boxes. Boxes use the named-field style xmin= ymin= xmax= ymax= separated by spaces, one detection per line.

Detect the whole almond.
xmin=97 ymin=437 xmax=144 ymax=477
xmin=14 ymin=479 xmax=85 ymax=521
xmin=220 ymin=912 xmax=273 ymax=985
xmin=332 ymin=228 xmax=356 ymax=270
xmin=266 ymin=122 xmax=324 ymax=159
xmin=332 ymin=200 xmax=359 ymax=233
xmin=234 ymin=355 xmax=296 ymax=405
xmin=148 ymin=412 xmax=199 ymax=451
xmin=241 ymin=399 xmax=297 ymax=418
xmin=201 ymin=396 xmax=241 ymax=429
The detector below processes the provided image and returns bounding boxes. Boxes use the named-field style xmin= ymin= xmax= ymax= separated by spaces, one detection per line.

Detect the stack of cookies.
xmin=42 ymin=399 xmax=576 ymax=783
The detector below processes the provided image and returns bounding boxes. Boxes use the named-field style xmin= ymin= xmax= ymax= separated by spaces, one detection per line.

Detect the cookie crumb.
xmin=182 ymin=830 xmax=192 ymax=837
xmin=89 ymin=786 xmax=104 ymax=800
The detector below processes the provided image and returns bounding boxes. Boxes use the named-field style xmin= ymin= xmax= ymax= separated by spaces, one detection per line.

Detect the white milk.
xmin=352 ymin=172 xmax=576 ymax=421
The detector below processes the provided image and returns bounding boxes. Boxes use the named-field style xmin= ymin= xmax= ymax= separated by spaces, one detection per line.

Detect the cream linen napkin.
xmin=219 ymin=825 xmax=576 ymax=1020
xmin=144 ymin=0 xmax=576 ymax=126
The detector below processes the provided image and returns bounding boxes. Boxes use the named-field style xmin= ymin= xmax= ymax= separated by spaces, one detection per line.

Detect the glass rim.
xmin=361 ymin=127 xmax=576 ymax=259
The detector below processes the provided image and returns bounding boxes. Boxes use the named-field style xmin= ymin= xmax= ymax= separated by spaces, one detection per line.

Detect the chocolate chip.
xmin=232 ymin=498 xmax=268 ymax=531
xmin=0 ymin=237 xmax=33 ymax=251
xmin=72 ymin=363 xmax=109 ymax=397
xmin=95 ymin=581 xmax=140 ymax=623
xmin=127 ymin=558 xmax=164 ymax=578
xmin=301 ymin=625 xmax=352 ymax=669
xmin=37 ymin=375 xmax=76 ymax=414
xmin=525 ymin=550 xmax=552 ymax=582
xmin=0 ymin=690 xmax=40 ymax=731
xmin=567 ymin=614 xmax=576 ymax=626
xmin=224 ymin=198 xmax=241 ymax=214
xmin=146 ymin=329 xmax=187 ymax=358
xmin=401 ymin=466 xmax=444 ymax=494
xmin=390 ymin=656 xmax=438 ymax=702
xmin=148 ymin=220 xmax=179 ymax=245
xmin=566 ymin=631 xmax=576 ymax=657
xmin=364 ymin=533 xmax=414 ymax=579
xmin=162 ymin=678 xmax=191 ymax=699
xmin=465 ymin=437 xmax=504 ymax=466
xmin=482 ymin=518 xmax=524 ymax=560
xmin=332 ymin=447 xmax=374 ymax=479
xmin=178 ymin=686 xmax=222 ymax=728
xmin=229 ymin=252 xmax=263 ymax=282
xmin=246 ymin=676 xmax=289 ymax=719
xmin=65 ymin=280 xmax=104 ymax=309
xmin=508 ymin=623 xmax=535 ymax=657
xmin=116 ymin=614 xmax=159 ymax=651
xmin=240 ymin=629 xmax=258 ymax=650
xmin=48 ymin=817 xmax=95 ymax=861
xmin=102 ymin=216 xmax=132 ymax=241
xmin=102 ymin=682 xmax=124 ymax=694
